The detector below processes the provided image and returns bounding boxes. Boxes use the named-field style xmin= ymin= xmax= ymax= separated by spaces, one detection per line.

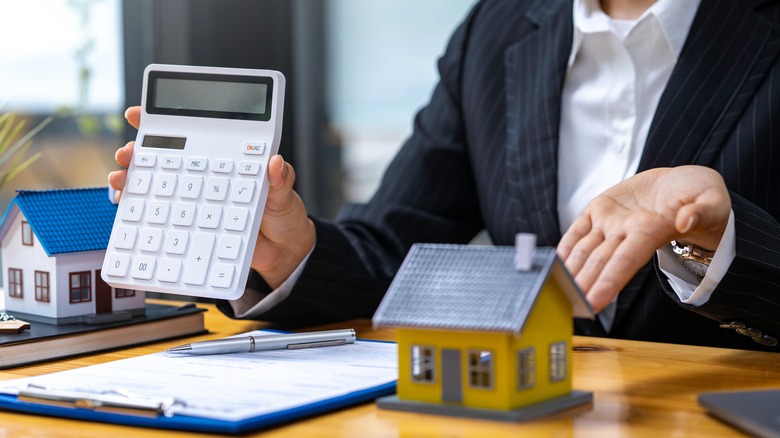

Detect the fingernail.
xmin=278 ymin=155 xmax=288 ymax=179
xmin=124 ymin=107 xmax=131 ymax=120
xmin=681 ymin=215 xmax=697 ymax=233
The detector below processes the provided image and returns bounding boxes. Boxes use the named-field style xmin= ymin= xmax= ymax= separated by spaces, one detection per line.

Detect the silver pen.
xmin=167 ymin=329 xmax=357 ymax=355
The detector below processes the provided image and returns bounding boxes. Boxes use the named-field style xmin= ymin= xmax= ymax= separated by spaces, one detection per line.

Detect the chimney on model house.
xmin=514 ymin=233 xmax=537 ymax=272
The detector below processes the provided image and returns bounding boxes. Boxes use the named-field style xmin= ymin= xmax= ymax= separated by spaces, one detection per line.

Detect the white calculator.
xmin=101 ymin=64 xmax=285 ymax=300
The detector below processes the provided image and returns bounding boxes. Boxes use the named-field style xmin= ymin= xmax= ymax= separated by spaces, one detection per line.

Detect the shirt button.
xmin=613 ymin=139 xmax=628 ymax=153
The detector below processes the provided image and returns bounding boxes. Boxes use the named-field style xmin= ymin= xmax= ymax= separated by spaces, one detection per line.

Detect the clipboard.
xmin=0 ymin=381 xmax=396 ymax=434
xmin=0 ymin=330 xmax=398 ymax=434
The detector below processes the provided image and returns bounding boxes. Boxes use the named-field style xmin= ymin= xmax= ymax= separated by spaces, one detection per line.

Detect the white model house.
xmin=0 ymin=188 xmax=145 ymax=324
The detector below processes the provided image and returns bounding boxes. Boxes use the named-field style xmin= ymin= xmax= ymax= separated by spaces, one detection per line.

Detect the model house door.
xmin=95 ymin=270 xmax=112 ymax=313
xmin=441 ymin=349 xmax=462 ymax=403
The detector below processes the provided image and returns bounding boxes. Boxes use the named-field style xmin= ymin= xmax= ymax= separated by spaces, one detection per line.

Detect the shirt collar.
xmin=569 ymin=0 xmax=702 ymax=67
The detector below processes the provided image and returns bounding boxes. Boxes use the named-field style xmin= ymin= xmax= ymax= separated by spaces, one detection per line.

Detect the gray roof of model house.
xmin=372 ymin=244 xmax=595 ymax=333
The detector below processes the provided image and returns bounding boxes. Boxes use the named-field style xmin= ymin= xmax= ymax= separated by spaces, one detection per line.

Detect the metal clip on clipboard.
xmin=18 ymin=385 xmax=185 ymax=418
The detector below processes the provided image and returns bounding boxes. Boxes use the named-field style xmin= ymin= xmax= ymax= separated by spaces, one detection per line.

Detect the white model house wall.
xmin=2 ymin=210 xmax=145 ymax=319
xmin=2 ymin=211 xmax=57 ymax=318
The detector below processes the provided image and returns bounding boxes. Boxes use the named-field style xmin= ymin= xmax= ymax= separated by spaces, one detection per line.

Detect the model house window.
xmin=115 ymin=288 xmax=135 ymax=298
xmin=410 ymin=345 xmax=436 ymax=383
xmin=34 ymin=271 xmax=50 ymax=302
xmin=21 ymin=221 xmax=33 ymax=246
xmin=549 ymin=341 xmax=568 ymax=382
xmin=467 ymin=350 xmax=494 ymax=389
xmin=7 ymin=268 xmax=23 ymax=298
xmin=69 ymin=271 xmax=91 ymax=303
xmin=517 ymin=347 xmax=536 ymax=390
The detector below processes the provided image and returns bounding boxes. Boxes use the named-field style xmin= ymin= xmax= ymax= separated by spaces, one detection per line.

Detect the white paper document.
xmin=0 ymin=330 xmax=398 ymax=422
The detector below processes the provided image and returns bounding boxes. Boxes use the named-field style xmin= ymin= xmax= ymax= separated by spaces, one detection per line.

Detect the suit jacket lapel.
xmin=504 ymin=0 xmax=572 ymax=247
xmin=504 ymin=0 xmax=610 ymax=336
xmin=639 ymin=0 xmax=780 ymax=171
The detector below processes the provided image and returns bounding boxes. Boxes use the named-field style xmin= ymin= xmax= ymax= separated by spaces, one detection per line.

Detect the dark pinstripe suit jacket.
xmin=219 ymin=0 xmax=780 ymax=351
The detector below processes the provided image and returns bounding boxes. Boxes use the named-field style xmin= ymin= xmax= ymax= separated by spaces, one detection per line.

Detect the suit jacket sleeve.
xmin=659 ymin=192 xmax=780 ymax=345
xmin=217 ymin=3 xmax=488 ymax=325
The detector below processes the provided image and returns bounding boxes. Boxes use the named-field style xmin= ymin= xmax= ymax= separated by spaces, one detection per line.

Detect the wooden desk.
xmin=0 ymin=300 xmax=778 ymax=437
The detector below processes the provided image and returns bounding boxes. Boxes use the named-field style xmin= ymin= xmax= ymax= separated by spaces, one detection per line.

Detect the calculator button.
xmin=212 ymin=159 xmax=235 ymax=174
xmin=230 ymin=180 xmax=256 ymax=204
xmin=164 ymin=230 xmax=190 ymax=255
xmin=238 ymin=161 xmax=262 ymax=176
xmin=217 ymin=235 xmax=242 ymax=260
xmin=113 ymin=226 xmax=138 ymax=250
xmin=145 ymin=201 xmax=171 ymax=224
xmin=121 ymin=199 xmax=145 ymax=222
xmin=204 ymin=177 xmax=230 ymax=202
xmin=131 ymin=256 xmax=157 ymax=280
xmin=179 ymin=176 xmax=204 ymax=199
xmin=210 ymin=264 xmax=235 ymax=288
xmin=139 ymin=228 xmax=164 ymax=253
xmin=183 ymin=233 xmax=215 ymax=286
xmin=172 ymin=203 xmax=197 ymax=227
xmin=152 ymin=173 xmax=177 ymax=197
xmin=160 ymin=156 xmax=183 ymax=170
xmin=127 ymin=172 xmax=153 ymax=195
xmin=244 ymin=142 xmax=266 ymax=155
xmin=105 ymin=254 xmax=131 ymax=277
xmin=224 ymin=207 xmax=250 ymax=232
xmin=157 ymin=259 xmax=183 ymax=283
xmin=134 ymin=154 xmax=157 ymax=167
xmin=186 ymin=158 xmax=208 ymax=172
xmin=197 ymin=205 xmax=223 ymax=229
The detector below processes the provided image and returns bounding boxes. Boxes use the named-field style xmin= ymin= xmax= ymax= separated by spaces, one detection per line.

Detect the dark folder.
xmin=699 ymin=389 xmax=780 ymax=438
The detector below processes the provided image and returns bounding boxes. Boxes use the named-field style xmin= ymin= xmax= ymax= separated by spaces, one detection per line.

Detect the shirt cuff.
xmin=229 ymin=242 xmax=316 ymax=318
xmin=658 ymin=209 xmax=736 ymax=306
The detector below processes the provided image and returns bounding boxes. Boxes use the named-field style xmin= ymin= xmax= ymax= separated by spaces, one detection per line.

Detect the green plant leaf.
xmin=0 ymin=115 xmax=51 ymax=169
xmin=0 ymin=114 xmax=27 ymax=155
xmin=0 ymin=111 xmax=50 ymax=188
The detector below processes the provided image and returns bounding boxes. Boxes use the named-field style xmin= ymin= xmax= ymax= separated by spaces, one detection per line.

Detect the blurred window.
xmin=0 ymin=0 xmax=125 ymax=227
xmin=0 ymin=0 xmax=123 ymax=113
xmin=325 ymin=0 xmax=477 ymax=201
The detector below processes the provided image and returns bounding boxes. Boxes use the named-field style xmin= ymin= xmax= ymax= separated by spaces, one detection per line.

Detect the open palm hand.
xmin=557 ymin=166 xmax=731 ymax=312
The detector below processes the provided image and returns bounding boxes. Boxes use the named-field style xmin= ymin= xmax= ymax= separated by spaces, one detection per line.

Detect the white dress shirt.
xmin=233 ymin=0 xmax=736 ymax=325
xmin=559 ymin=0 xmax=700 ymax=233
xmin=560 ymin=0 xmax=735 ymax=330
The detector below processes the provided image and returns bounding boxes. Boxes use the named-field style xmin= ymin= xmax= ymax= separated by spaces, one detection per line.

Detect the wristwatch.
xmin=670 ymin=240 xmax=715 ymax=277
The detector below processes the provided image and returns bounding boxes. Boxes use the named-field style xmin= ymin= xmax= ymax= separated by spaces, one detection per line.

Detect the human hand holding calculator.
xmin=103 ymin=64 xmax=301 ymax=300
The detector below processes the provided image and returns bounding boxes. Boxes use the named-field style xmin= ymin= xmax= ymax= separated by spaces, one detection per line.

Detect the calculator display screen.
xmin=142 ymin=135 xmax=186 ymax=150
xmin=147 ymin=71 xmax=273 ymax=121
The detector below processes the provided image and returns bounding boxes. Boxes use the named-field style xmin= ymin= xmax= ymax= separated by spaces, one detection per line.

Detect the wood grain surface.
xmin=0 ymin=300 xmax=776 ymax=437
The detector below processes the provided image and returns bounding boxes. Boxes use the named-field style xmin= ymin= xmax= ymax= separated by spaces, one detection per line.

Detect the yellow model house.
xmin=373 ymin=241 xmax=595 ymax=421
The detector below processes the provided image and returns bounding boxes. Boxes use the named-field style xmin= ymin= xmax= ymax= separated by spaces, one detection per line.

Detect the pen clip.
xmin=18 ymin=384 xmax=185 ymax=418
xmin=287 ymin=339 xmax=348 ymax=350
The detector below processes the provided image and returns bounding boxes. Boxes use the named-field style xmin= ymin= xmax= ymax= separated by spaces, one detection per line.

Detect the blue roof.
xmin=0 ymin=187 xmax=117 ymax=256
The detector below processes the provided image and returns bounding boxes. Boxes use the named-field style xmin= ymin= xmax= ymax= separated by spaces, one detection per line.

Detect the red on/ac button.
xmin=244 ymin=142 xmax=266 ymax=155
